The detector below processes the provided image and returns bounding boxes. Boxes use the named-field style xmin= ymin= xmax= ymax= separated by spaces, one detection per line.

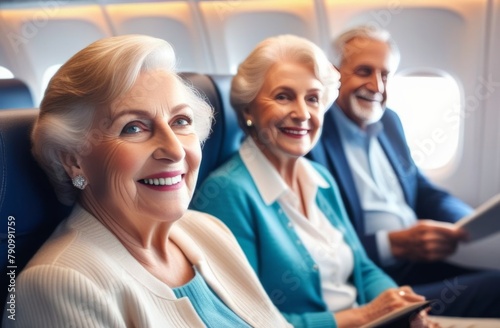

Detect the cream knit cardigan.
xmin=3 ymin=206 xmax=291 ymax=328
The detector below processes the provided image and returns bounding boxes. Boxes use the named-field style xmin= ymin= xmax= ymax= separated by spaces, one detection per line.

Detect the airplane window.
xmin=41 ymin=64 xmax=62 ymax=96
xmin=386 ymin=75 xmax=462 ymax=171
xmin=0 ymin=66 xmax=14 ymax=79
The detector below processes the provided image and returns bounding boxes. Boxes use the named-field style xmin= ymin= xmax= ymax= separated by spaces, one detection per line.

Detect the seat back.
xmin=0 ymin=78 xmax=35 ymax=110
xmin=0 ymin=109 xmax=72 ymax=302
xmin=0 ymin=73 xmax=244 ymax=302
xmin=180 ymin=73 xmax=244 ymax=187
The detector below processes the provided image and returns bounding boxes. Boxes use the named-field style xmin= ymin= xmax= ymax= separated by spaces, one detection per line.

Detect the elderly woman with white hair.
xmin=192 ymin=34 xmax=439 ymax=328
xmin=2 ymin=35 xmax=291 ymax=328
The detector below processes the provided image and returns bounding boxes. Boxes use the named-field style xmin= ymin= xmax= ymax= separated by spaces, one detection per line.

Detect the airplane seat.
xmin=180 ymin=73 xmax=244 ymax=188
xmin=0 ymin=78 xmax=35 ymax=110
xmin=0 ymin=109 xmax=72 ymax=303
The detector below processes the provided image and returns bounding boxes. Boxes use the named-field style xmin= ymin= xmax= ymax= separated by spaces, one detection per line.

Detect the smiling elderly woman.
xmin=192 ymin=34 xmax=439 ymax=328
xmin=2 ymin=35 xmax=291 ymax=328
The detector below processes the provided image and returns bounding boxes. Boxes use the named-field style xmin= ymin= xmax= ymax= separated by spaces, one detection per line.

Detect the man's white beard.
xmin=349 ymin=94 xmax=385 ymax=126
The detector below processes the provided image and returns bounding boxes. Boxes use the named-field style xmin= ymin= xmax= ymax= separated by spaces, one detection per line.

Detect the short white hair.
xmin=231 ymin=34 xmax=340 ymax=134
xmin=32 ymin=35 xmax=213 ymax=205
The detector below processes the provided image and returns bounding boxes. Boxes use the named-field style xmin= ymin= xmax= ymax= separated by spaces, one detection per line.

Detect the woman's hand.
xmin=410 ymin=309 xmax=442 ymax=328
xmin=360 ymin=286 xmax=425 ymax=322
xmin=335 ymin=286 xmax=426 ymax=328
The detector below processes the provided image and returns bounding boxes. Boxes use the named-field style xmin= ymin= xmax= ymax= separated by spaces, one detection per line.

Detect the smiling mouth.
xmin=140 ymin=175 xmax=182 ymax=186
xmin=280 ymin=128 xmax=308 ymax=135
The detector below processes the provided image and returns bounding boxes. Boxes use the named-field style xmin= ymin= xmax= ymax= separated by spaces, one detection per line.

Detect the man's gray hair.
xmin=331 ymin=25 xmax=401 ymax=72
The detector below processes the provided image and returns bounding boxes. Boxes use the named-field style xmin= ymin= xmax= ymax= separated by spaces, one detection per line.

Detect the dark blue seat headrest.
xmin=0 ymin=73 xmax=244 ymax=303
xmin=0 ymin=109 xmax=72 ymax=302
xmin=0 ymin=78 xmax=35 ymax=110
xmin=180 ymin=73 xmax=244 ymax=187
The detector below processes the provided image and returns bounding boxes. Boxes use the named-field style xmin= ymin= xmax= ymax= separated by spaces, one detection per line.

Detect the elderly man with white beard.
xmin=307 ymin=25 xmax=500 ymax=318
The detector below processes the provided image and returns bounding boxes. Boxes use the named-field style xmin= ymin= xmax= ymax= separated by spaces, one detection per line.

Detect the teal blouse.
xmin=172 ymin=269 xmax=251 ymax=328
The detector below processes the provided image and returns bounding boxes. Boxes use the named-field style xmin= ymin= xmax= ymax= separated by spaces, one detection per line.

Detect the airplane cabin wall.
xmin=0 ymin=4 xmax=113 ymax=103
xmin=104 ymin=2 xmax=214 ymax=73
xmin=199 ymin=0 xmax=325 ymax=74
xmin=478 ymin=0 xmax=500 ymax=204
xmin=0 ymin=0 xmax=498 ymax=207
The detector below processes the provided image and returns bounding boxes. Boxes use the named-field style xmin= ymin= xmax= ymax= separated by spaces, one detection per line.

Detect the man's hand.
xmin=388 ymin=220 xmax=468 ymax=262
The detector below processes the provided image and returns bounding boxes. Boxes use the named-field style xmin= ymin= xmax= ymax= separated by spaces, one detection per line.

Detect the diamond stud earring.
xmin=72 ymin=175 xmax=87 ymax=190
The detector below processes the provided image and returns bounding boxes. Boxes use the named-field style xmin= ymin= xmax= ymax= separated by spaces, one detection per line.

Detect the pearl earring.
xmin=246 ymin=119 xmax=253 ymax=127
xmin=72 ymin=175 xmax=87 ymax=190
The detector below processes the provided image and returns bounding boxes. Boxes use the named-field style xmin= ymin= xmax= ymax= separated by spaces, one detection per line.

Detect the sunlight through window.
xmin=0 ymin=66 xmax=14 ymax=79
xmin=41 ymin=64 xmax=62 ymax=96
xmin=386 ymin=75 xmax=462 ymax=171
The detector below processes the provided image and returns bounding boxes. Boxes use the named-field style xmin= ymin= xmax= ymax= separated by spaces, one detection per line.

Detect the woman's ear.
xmin=60 ymin=152 xmax=84 ymax=179
xmin=242 ymin=106 xmax=254 ymax=128
xmin=243 ymin=106 xmax=252 ymax=122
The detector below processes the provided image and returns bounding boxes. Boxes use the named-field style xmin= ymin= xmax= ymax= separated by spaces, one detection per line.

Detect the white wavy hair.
xmin=32 ymin=34 xmax=213 ymax=205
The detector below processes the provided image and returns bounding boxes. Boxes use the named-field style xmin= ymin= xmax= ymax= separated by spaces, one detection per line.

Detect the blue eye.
xmin=173 ymin=117 xmax=192 ymax=126
xmin=121 ymin=123 xmax=143 ymax=134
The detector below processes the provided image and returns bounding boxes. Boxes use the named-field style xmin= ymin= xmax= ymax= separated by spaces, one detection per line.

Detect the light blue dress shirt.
xmin=331 ymin=105 xmax=417 ymax=265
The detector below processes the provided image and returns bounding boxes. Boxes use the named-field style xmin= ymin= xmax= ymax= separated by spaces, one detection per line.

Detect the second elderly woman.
xmin=192 ymin=34 xmax=437 ymax=328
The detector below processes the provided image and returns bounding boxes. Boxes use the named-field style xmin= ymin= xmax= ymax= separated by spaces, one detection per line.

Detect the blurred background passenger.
xmin=307 ymin=25 xmax=500 ymax=317
xmin=193 ymin=34 xmax=437 ymax=328
xmin=2 ymin=35 xmax=291 ymax=328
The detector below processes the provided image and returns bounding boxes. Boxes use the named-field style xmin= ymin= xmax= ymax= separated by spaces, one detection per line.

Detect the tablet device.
xmin=455 ymin=194 xmax=500 ymax=242
xmin=360 ymin=300 xmax=432 ymax=328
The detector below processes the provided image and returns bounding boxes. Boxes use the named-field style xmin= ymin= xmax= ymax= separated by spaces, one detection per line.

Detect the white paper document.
xmin=455 ymin=194 xmax=500 ymax=242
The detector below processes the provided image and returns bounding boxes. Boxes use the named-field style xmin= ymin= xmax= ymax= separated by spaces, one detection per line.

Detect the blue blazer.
xmin=307 ymin=104 xmax=473 ymax=266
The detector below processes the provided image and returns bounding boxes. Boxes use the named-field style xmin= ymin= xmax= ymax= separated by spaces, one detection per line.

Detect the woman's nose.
xmin=152 ymin=123 xmax=185 ymax=162
xmin=292 ymin=99 xmax=312 ymax=121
